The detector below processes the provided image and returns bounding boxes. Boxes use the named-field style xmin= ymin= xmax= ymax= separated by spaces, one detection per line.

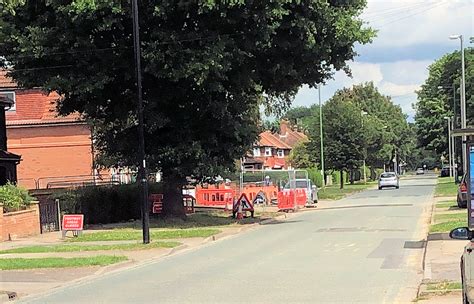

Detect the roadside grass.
xmin=89 ymin=211 xmax=275 ymax=230
xmin=67 ymin=228 xmax=220 ymax=242
xmin=430 ymin=219 xmax=467 ymax=233
xmin=426 ymin=281 xmax=462 ymax=291
xmin=318 ymin=182 xmax=376 ymax=200
xmin=435 ymin=177 xmax=458 ymax=197
xmin=435 ymin=200 xmax=458 ymax=209
xmin=0 ymin=256 xmax=127 ymax=270
xmin=435 ymin=212 xmax=466 ymax=222
xmin=0 ymin=241 xmax=180 ymax=254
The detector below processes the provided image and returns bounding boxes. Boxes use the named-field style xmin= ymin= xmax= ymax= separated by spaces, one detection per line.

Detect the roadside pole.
xmin=131 ymin=0 xmax=150 ymax=244
xmin=318 ymin=84 xmax=325 ymax=188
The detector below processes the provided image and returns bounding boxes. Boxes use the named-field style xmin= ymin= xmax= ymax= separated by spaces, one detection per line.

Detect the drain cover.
xmin=404 ymin=240 xmax=426 ymax=249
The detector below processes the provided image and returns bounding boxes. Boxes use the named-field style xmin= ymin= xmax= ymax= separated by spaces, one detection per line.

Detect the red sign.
xmin=62 ymin=214 xmax=84 ymax=230
xmin=233 ymin=193 xmax=254 ymax=212
xmin=149 ymin=194 xmax=163 ymax=214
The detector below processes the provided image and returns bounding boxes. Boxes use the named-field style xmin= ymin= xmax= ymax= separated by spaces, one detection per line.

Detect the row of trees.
xmin=0 ymin=0 xmax=375 ymax=216
xmin=285 ymin=82 xmax=413 ymax=188
xmin=414 ymin=47 xmax=473 ymax=167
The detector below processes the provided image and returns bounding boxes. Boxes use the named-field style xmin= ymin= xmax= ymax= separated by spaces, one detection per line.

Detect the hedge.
xmin=51 ymin=183 xmax=163 ymax=225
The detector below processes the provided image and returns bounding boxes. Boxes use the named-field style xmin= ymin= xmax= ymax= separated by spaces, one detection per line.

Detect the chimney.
xmin=280 ymin=120 xmax=289 ymax=136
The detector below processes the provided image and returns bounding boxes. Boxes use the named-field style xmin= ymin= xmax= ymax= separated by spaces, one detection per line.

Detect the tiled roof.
xmin=258 ymin=131 xmax=292 ymax=149
xmin=0 ymin=70 xmax=16 ymax=89
xmin=280 ymin=129 xmax=308 ymax=147
xmin=1 ymin=71 xmax=82 ymax=125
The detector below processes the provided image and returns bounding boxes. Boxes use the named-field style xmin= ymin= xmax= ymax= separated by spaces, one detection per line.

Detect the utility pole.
xmin=131 ymin=0 xmax=150 ymax=244
xmin=444 ymin=116 xmax=453 ymax=177
xmin=318 ymin=84 xmax=325 ymax=187
xmin=449 ymin=34 xmax=467 ymax=175
xmin=361 ymin=110 xmax=368 ymax=183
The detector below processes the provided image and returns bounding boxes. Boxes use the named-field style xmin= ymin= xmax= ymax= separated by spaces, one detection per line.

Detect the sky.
xmin=291 ymin=0 xmax=473 ymax=121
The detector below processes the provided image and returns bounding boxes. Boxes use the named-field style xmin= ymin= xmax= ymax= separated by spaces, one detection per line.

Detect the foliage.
xmin=306 ymin=167 xmax=323 ymax=188
xmin=51 ymin=183 xmax=163 ymax=225
xmin=415 ymin=48 xmax=473 ymax=160
xmin=0 ymin=183 xmax=33 ymax=212
xmin=0 ymin=256 xmax=128 ymax=270
xmin=297 ymin=82 xmax=411 ymax=188
xmin=0 ymin=0 xmax=375 ymax=216
xmin=288 ymin=142 xmax=313 ymax=169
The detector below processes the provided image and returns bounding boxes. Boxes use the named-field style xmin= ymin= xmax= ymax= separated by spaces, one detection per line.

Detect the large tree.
xmin=0 ymin=0 xmax=374 ymax=216
xmin=415 ymin=48 xmax=473 ymax=161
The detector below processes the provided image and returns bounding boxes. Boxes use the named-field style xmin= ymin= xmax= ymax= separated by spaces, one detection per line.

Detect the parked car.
xmin=440 ymin=166 xmax=451 ymax=177
xmin=458 ymin=174 xmax=468 ymax=208
xmin=416 ymin=168 xmax=424 ymax=175
xmin=283 ymin=179 xmax=318 ymax=205
xmin=378 ymin=172 xmax=399 ymax=190
xmin=450 ymin=227 xmax=474 ymax=303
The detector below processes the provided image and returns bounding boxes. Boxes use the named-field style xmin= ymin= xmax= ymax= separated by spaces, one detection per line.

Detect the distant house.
xmin=243 ymin=120 xmax=308 ymax=170
xmin=0 ymin=70 xmax=94 ymax=189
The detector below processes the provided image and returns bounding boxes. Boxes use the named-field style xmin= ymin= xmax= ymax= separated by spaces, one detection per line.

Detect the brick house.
xmin=0 ymin=71 xmax=94 ymax=189
xmin=243 ymin=120 xmax=308 ymax=170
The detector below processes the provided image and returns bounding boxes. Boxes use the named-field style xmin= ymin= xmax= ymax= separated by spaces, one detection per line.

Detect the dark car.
xmin=440 ymin=166 xmax=451 ymax=177
xmin=450 ymin=227 xmax=474 ymax=303
xmin=458 ymin=174 xmax=468 ymax=208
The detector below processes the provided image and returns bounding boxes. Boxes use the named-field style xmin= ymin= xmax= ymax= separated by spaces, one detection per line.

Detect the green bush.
xmin=51 ymin=183 xmax=163 ymax=225
xmin=306 ymin=168 xmax=323 ymax=188
xmin=0 ymin=183 xmax=34 ymax=212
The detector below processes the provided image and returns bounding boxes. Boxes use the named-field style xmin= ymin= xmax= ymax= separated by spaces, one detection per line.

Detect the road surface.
xmin=22 ymin=175 xmax=436 ymax=303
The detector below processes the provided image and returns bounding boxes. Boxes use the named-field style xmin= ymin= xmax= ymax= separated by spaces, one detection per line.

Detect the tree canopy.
xmin=415 ymin=48 xmax=473 ymax=159
xmin=0 ymin=0 xmax=374 ymax=215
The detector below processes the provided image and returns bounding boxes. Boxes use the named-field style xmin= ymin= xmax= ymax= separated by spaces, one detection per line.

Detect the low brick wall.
xmin=1 ymin=201 xmax=41 ymax=241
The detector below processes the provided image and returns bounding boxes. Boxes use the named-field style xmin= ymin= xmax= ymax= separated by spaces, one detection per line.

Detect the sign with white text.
xmin=62 ymin=214 xmax=84 ymax=230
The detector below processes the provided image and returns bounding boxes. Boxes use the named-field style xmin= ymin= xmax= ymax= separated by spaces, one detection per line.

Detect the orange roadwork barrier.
xmin=195 ymin=187 xmax=235 ymax=207
xmin=277 ymin=189 xmax=307 ymax=211
xmin=240 ymin=184 xmax=278 ymax=205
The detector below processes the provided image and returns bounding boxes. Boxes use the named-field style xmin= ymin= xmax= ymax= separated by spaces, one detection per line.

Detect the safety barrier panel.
xmin=195 ymin=188 xmax=235 ymax=207
xmin=277 ymin=189 xmax=308 ymax=211
xmin=241 ymin=185 xmax=278 ymax=205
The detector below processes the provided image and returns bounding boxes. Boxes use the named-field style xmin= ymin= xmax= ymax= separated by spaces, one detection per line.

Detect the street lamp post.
xmin=361 ymin=110 xmax=368 ymax=183
xmin=444 ymin=116 xmax=453 ymax=178
xmin=131 ymin=0 xmax=150 ymax=244
xmin=318 ymin=84 xmax=325 ymax=188
xmin=438 ymin=83 xmax=458 ymax=181
xmin=449 ymin=34 xmax=467 ymax=175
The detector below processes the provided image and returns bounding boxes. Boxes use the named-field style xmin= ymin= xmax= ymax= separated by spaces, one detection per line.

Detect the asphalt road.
xmin=22 ymin=174 xmax=436 ymax=304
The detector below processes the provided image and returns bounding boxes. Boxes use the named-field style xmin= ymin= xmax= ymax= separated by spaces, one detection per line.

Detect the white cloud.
xmin=379 ymin=82 xmax=419 ymax=96
xmin=363 ymin=0 xmax=473 ymax=48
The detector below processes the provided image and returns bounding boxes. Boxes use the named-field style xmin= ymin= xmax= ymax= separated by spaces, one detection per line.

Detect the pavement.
xmin=416 ymin=196 xmax=466 ymax=304
xmin=10 ymin=174 xmax=437 ymax=303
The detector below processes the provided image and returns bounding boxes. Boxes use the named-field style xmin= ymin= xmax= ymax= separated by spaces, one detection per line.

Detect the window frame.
xmin=264 ymin=147 xmax=272 ymax=156
xmin=0 ymin=91 xmax=16 ymax=111
xmin=253 ymin=147 xmax=261 ymax=157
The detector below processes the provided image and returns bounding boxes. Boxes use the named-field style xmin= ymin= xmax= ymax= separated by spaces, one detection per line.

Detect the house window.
xmin=265 ymin=147 xmax=272 ymax=156
xmin=0 ymin=92 xmax=15 ymax=111
xmin=277 ymin=149 xmax=284 ymax=158
xmin=253 ymin=148 xmax=261 ymax=157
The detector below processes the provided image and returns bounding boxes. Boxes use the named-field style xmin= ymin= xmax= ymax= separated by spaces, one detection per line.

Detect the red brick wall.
xmin=1 ymin=202 xmax=41 ymax=241
xmin=6 ymin=124 xmax=93 ymax=189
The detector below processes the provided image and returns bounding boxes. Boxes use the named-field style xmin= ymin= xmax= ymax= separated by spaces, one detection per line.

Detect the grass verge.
xmin=89 ymin=211 xmax=276 ymax=230
xmin=0 ymin=255 xmax=127 ymax=270
xmin=435 ymin=212 xmax=466 ymax=222
xmin=318 ymin=182 xmax=376 ymax=200
xmin=426 ymin=281 xmax=462 ymax=291
xmin=0 ymin=241 xmax=180 ymax=254
xmin=435 ymin=177 xmax=458 ymax=197
xmin=68 ymin=228 xmax=220 ymax=242
xmin=435 ymin=201 xmax=458 ymax=209
xmin=430 ymin=219 xmax=467 ymax=233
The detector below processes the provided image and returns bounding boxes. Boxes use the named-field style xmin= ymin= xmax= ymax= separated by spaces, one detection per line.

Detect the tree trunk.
xmin=340 ymin=169 xmax=344 ymax=189
xmin=349 ymin=170 xmax=354 ymax=184
xmin=162 ymin=171 xmax=186 ymax=219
